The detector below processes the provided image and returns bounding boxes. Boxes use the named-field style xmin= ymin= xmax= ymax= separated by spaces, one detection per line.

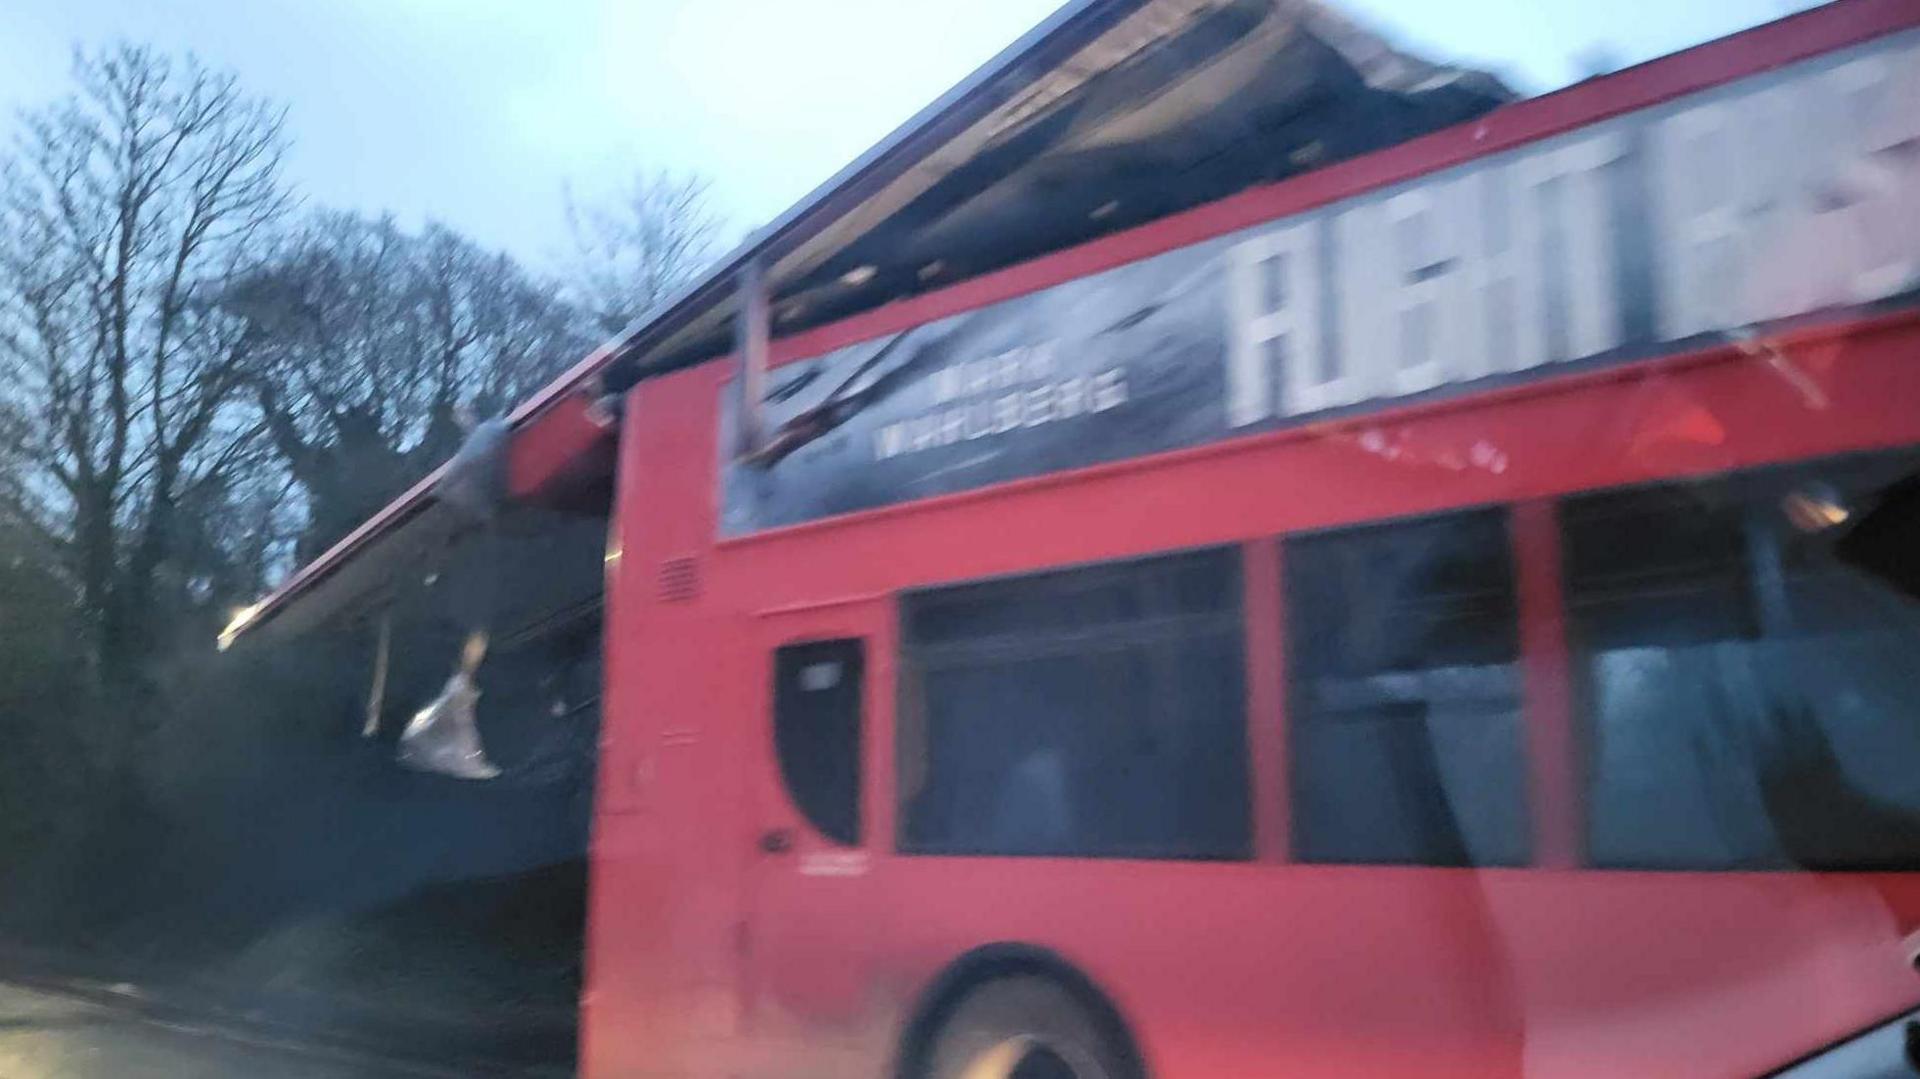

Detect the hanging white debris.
xmin=398 ymin=632 xmax=501 ymax=780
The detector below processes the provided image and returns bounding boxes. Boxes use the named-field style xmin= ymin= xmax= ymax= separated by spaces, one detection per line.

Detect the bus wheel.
xmin=923 ymin=976 xmax=1138 ymax=1079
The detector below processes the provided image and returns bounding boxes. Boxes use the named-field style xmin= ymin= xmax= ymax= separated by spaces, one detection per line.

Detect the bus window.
xmin=1563 ymin=449 xmax=1920 ymax=870
xmin=1285 ymin=508 xmax=1529 ymax=867
xmin=898 ymin=548 xmax=1249 ymax=860
xmin=772 ymin=639 xmax=864 ymax=846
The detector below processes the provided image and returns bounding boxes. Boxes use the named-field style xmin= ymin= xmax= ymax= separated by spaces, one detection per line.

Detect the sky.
xmin=1 ymin=0 xmax=1819 ymax=273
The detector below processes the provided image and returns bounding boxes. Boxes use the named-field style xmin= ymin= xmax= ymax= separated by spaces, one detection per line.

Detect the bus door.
xmin=740 ymin=596 xmax=896 ymax=1069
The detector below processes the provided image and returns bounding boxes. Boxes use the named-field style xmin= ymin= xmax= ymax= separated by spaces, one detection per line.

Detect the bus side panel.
xmin=844 ymin=320 xmax=1920 ymax=1077
xmin=863 ymin=862 xmax=1920 ymax=1077
xmin=592 ymin=316 xmax=1920 ymax=1077
xmin=585 ymin=375 xmax=763 ymax=1079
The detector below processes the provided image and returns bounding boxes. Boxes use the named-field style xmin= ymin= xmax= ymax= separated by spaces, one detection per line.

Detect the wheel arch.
xmin=890 ymin=942 xmax=1147 ymax=1079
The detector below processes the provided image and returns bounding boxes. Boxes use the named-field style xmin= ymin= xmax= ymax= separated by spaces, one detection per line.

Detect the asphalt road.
xmin=6 ymin=972 xmax=1913 ymax=1078
xmin=0 ymin=979 xmax=464 ymax=1079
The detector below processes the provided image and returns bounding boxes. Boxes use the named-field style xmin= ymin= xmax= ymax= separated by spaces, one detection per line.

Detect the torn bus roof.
xmin=220 ymin=392 xmax=616 ymax=648
xmin=568 ymin=0 xmax=1512 ymax=391
xmin=221 ymin=0 xmax=1514 ymax=646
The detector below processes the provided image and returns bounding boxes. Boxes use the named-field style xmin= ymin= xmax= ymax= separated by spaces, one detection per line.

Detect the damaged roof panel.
xmin=615 ymin=0 xmax=1514 ymax=379
xmin=225 ymin=0 xmax=1515 ymax=644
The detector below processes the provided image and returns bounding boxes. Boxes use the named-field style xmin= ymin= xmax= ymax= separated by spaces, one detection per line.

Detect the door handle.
xmin=757 ymin=828 xmax=795 ymax=855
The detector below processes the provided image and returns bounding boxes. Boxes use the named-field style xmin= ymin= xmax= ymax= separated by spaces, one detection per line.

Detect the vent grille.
xmin=657 ymin=557 xmax=700 ymax=602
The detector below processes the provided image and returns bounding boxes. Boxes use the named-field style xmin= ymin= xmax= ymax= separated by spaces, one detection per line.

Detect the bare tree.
xmin=0 ymin=394 xmax=38 ymax=537
xmin=0 ymin=44 xmax=293 ymax=681
xmin=224 ymin=212 xmax=587 ymax=559
xmin=564 ymin=168 xmax=723 ymax=335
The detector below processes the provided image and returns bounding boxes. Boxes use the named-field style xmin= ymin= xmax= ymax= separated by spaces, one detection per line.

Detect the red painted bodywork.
xmin=589 ymin=299 xmax=1920 ymax=1076
xmin=586 ymin=4 xmax=1920 ymax=1076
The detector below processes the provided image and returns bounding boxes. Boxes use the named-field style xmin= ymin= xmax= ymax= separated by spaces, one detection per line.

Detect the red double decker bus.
xmin=229 ymin=0 xmax=1920 ymax=1074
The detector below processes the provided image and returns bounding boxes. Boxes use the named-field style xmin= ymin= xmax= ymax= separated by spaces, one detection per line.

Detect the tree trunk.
xmin=72 ymin=482 xmax=121 ymax=683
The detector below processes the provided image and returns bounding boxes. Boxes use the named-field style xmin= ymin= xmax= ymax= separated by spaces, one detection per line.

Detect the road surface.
xmin=0 ymin=979 xmax=463 ymax=1079
xmin=8 ymin=972 xmax=1914 ymax=1077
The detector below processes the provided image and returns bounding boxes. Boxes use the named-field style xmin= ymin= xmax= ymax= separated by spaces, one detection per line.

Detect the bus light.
xmin=1783 ymin=488 xmax=1851 ymax=532
xmin=216 ymin=601 xmax=265 ymax=651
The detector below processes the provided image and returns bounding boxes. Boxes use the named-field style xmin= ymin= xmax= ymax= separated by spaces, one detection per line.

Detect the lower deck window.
xmin=1564 ymin=449 xmax=1920 ymax=871
xmin=898 ymin=548 xmax=1250 ymax=860
xmin=1285 ymin=508 xmax=1530 ymax=867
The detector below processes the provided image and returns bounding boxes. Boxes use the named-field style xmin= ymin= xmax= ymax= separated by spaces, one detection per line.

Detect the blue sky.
xmin=2 ymin=0 xmax=1817 ymax=270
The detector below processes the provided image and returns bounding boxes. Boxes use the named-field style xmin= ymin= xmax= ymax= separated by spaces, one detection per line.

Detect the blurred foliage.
xmin=0 ymin=41 xmax=705 ymax=1061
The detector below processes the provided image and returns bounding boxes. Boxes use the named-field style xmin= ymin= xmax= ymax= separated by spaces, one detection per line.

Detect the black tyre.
xmin=923 ymin=975 xmax=1139 ymax=1079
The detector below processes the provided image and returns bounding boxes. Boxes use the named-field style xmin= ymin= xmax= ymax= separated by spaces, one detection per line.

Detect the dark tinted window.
xmin=899 ymin=548 xmax=1250 ymax=860
xmin=1286 ymin=508 xmax=1530 ymax=867
xmin=773 ymin=639 xmax=863 ymax=846
xmin=1564 ymin=450 xmax=1920 ymax=870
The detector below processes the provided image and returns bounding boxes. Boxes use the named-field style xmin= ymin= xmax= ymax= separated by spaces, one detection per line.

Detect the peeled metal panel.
xmin=223 ymin=0 xmax=1519 ymax=644
xmin=232 ymin=503 xmax=608 ymax=649
xmin=604 ymin=0 xmax=1516 ymax=381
